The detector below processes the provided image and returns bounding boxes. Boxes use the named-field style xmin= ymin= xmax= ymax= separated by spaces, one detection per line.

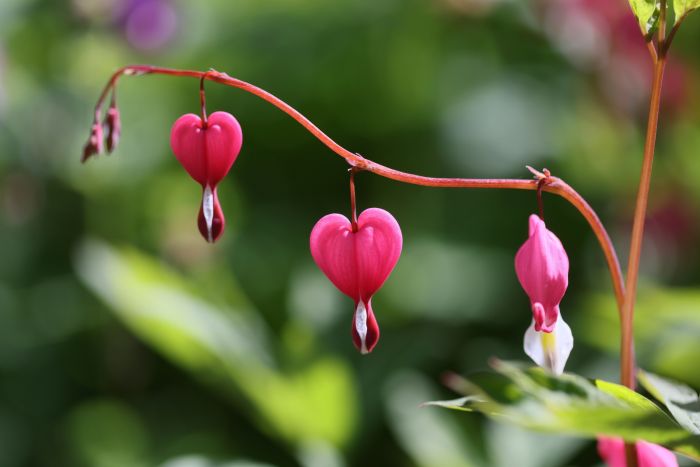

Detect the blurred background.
xmin=1 ymin=0 xmax=700 ymax=465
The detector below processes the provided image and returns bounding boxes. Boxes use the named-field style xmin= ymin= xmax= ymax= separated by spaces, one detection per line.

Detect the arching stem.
xmin=86 ymin=64 xmax=625 ymax=358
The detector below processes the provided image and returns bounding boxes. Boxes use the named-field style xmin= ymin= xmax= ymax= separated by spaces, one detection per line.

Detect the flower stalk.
xmin=85 ymin=64 xmax=626 ymax=317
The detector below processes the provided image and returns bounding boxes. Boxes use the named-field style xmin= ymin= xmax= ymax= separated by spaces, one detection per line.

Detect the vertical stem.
xmin=535 ymin=168 xmax=550 ymax=221
xmin=349 ymin=168 xmax=359 ymax=232
xmin=620 ymin=38 xmax=667 ymax=392
xmin=624 ymin=444 xmax=638 ymax=467
xmin=620 ymin=41 xmax=667 ymax=467
xmin=622 ymin=5 xmax=667 ymax=464
xmin=536 ymin=179 xmax=545 ymax=220
xmin=200 ymin=74 xmax=209 ymax=127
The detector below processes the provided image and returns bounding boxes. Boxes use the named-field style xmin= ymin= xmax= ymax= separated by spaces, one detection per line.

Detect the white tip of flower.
xmin=523 ymin=316 xmax=573 ymax=375
xmin=355 ymin=301 xmax=369 ymax=354
xmin=203 ymin=185 xmax=214 ymax=242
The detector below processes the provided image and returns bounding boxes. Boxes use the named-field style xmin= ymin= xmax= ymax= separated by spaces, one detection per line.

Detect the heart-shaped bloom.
xmin=598 ymin=438 xmax=678 ymax=467
xmin=310 ymin=208 xmax=402 ymax=354
xmin=170 ymin=111 xmax=243 ymax=242
xmin=516 ymin=214 xmax=572 ymax=374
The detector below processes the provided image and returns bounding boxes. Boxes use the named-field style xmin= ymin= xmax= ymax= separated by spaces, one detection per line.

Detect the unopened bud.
xmin=105 ymin=106 xmax=121 ymax=153
xmin=82 ymin=121 xmax=104 ymax=162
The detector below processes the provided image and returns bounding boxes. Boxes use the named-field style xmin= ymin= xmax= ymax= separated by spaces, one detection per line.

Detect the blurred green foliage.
xmin=2 ymin=0 xmax=700 ymax=466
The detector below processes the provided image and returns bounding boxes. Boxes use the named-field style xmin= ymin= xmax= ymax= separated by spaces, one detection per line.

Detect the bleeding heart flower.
xmin=598 ymin=438 xmax=678 ymax=467
xmin=516 ymin=214 xmax=572 ymax=374
xmin=170 ymin=111 xmax=243 ymax=242
xmin=310 ymin=208 xmax=402 ymax=354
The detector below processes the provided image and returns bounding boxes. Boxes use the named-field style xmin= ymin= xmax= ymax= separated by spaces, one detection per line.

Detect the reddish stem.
xmin=88 ymin=65 xmax=625 ymax=328
xmin=622 ymin=2 xmax=670 ymax=463
xmin=349 ymin=168 xmax=359 ymax=232
xmin=535 ymin=169 xmax=550 ymax=221
xmin=620 ymin=5 xmax=668 ymax=395
xmin=200 ymin=74 xmax=208 ymax=127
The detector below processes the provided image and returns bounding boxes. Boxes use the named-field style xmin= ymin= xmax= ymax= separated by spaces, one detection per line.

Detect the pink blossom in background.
xmin=541 ymin=0 xmax=688 ymax=116
xmin=310 ymin=208 xmax=402 ymax=354
xmin=598 ymin=437 xmax=678 ymax=467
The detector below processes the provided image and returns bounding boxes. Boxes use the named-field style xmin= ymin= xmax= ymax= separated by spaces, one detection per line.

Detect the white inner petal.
xmin=355 ymin=301 xmax=368 ymax=354
xmin=523 ymin=317 xmax=574 ymax=375
xmin=203 ymin=185 xmax=214 ymax=242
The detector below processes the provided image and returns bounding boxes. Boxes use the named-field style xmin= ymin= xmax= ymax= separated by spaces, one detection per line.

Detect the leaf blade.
xmin=628 ymin=0 xmax=661 ymax=36
xmin=427 ymin=360 xmax=700 ymax=461
xmin=673 ymin=0 xmax=700 ymax=24
xmin=639 ymin=370 xmax=700 ymax=435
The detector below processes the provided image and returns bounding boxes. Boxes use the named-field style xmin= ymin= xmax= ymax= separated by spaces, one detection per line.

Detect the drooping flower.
xmin=310 ymin=208 xmax=402 ymax=354
xmin=170 ymin=111 xmax=243 ymax=243
xmin=515 ymin=214 xmax=572 ymax=374
xmin=598 ymin=437 xmax=678 ymax=467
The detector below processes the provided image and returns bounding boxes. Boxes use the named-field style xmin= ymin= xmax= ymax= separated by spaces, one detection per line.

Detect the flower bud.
xmin=81 ymin=121 xmax=104 ymax=162
xmin=105 ymin=106 xmax=121 ymax=153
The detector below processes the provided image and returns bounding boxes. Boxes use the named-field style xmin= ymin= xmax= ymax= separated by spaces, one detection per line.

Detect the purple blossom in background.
xmin=115 ymin=0 xmax=178 ymax=52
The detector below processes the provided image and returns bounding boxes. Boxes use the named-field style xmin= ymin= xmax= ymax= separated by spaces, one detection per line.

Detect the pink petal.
xmin=205 ymin=112 xmax=243 ymax=186
xmin=170 ymin=113 xmax=207 ymax=184
xmin=598 ymin=438 xmax=678 ymax=467
xmin=309 ymin=208 xmax=402 ymax=301
xmin=170 ymin=111 xmax=243 ymax=187
xmin=309 ymin=213 xmax=358 ymax=299
xmin=354 ymin=208 xmax=403 ymax=301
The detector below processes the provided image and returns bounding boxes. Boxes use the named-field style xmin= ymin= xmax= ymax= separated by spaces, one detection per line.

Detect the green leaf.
xmin=639 ymin=370 xmax=700 ymax=434
xmin=428 ymin=360 xmax=700 ymax=461
xmin=673 ymin=0 xmax=700 ymax=23
xmin=628 ymin=0 xmax=661 ymax=37
xmin=422 ymin=397 xmax=480 ymax=413
xmin=74 ymin=239 xmax=357 ymax=448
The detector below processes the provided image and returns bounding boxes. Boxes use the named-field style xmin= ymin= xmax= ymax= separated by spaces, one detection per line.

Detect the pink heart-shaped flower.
xmin=170 ymin=111 xmax=243 ymax=242
xmin=310 ymin=208 xmax=402 ymax=354
xmin=170 ymin=111 xmax=243 ymax=187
